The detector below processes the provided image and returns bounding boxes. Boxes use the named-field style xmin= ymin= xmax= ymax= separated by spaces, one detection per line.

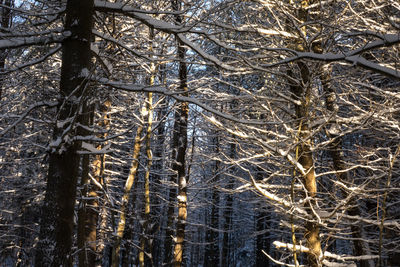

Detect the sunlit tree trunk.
xmin=289 ymin=61 xmax=321 ymax=266
xmin=139 ymin=28 xmax=155 ymax=266
xmin=77 ymin=99 xmax=111 ymax=267
xmin=112 ymin=119 xmax=144 ymax=267
xmin=172 ymin=22 xmax=189 ymax=267
xmin=35 ymin=0 xmax=94 ymax=266
xmin=286 ymin=1 xmax=321 ymax=265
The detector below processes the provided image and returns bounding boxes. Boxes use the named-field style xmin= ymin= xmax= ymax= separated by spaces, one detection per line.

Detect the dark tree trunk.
xmin=165 ymin=1 xmax=189 ymax=266
xmin=151 ymin=95 xmax=167 ymax=266
xmin=222 ymin=141 xmax=236 ymax=267
xmin=255 ymin=169 xmax=270 ymax=267
xmin=204 ymin=135 xmax=221 ymax=267
xmin=172 ymin=33 xmax=189 ymax=267
xmin=35 ymin=0 xmax=94 ymax=266
xmin=321 ymin=67 xmax=374 ymax=267
xmin=0 ymin=0 xmax=12 ymax=100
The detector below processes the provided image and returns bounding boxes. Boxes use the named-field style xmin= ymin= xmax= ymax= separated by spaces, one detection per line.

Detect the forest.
xmin=0 ymin=0 xmax=400 ymax=266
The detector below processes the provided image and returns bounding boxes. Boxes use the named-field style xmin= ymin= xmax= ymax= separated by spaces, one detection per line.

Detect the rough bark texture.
xmin=35 ymin=1 xmax=94 ymax=266
xmin=165 ymin=1 xmax=189 ymax=266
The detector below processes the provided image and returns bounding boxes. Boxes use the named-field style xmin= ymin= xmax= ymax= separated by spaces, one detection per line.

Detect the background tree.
xmin=0 ymin=0 xmax=399 ymax=266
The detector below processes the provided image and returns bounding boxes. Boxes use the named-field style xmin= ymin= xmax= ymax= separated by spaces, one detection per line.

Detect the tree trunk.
xmin=287 ymin=1 xmax=321 ymax=265
xmin=139 ymin=32 xmax=155 ymax=266
xmin=77 ymin=99 xmax=111 ymax=267
xmin=151 ymin=89 xmax=167 ymax=267
xmin=164 ymin=1 xmax=189 ymax=266
xmin=112 ymin=120 xmax=144 ymax=267
xmin=0 ymin=0 xmax=12 ymax=100
xmin=204 ymin=134 xmax=221 ymax=266
xmin=172 ymin=32 xmax=189 ymax=267
xmin=289 ymin=59 xmax=321 ymax=267
xmin=222 ymin=141 xmax=236 ymax=267
xmin=321 ymin=66 xmax=374 ymax=267
xmin=35 ymin=0 xmax=94 ymax=266
xmin=255 ymin=169 xmax=270 ymax=267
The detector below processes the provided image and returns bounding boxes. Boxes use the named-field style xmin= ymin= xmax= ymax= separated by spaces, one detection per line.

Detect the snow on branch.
xmin=260 ymin=33 xmax=400 ymax=79
xmin=0 ymin=32 xmax=70 ymax=50
xmin=273 ymin=241 xmax=379 ymax=262
xmin=94 ymin=0 xmax=188 ymax=34
xmin=93 ymin=76 xmax=265 ymax=125
xmin=0 ymin=101 xmax=58 ymax=137
xmin=77 ymin=142 xmax=113 ymax=155
xmin=92 ymin=30 xmax=153 ymax=62
xmin=1 ymin=46 xmax=61 ymax=74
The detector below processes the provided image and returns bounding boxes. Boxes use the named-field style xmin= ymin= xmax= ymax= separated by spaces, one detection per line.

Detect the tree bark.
xmin=164 ymin=1 xmax=189 ymax=266
xmin=204 ymin=134 xmax=221 ymax=266
xmin=139 ymin=31 xmax=155 ymax=266
xmin=222 ymin=141 xmax=236 ymax=267
xmin=289 ymin=60 xmax=321 ymax=267
xmin=35 ymin=0 xmax=94 ymax=266
xmin=255 ymin=169 xmax=270 ymax=267
xmin=0 ymin=0 xmax=12 ymax=100
xmin=172 ymin=30 xmax=189 ymax=267
xmin=287 ymin=1 xmax=321 ymax=265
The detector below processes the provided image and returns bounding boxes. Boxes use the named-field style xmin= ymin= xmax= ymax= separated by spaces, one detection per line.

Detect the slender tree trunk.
xmin=121 ymin=166 xmax=140 ymax=267
xmin=172 ymin=33 xmax=189 ymax=267
xmin=139 ymin=31 xmax=155 ymax=266
xmin=139 ymin=91 xmax=153 ymax=266
xmin=77 ymin=99 xmax=111 ymax=267
xmin=222 ymin=141 xmax=236 ymax=266
xmin=286 ymin=1 xmax=321 ymax=265
xmin=112 ymin=120 xmax=144 ymax=267
xmin=321 ymin=66 xmax=374 ymax=267
xmin=289 ymin=60 xmax=321 ymax=267
xmin=77 ymin=103 xmax=95 ymax=267
xmin=0 ymin=0 xmax=12 ymax=100
xmin=255 ymin=169 xmax=270 ymax=267
xmin=165 ymin=1 xmax=189 ymax=266
xmin=204 ymin=134 xmax=221 ymax=266
xmin=151 ymin=86 xmax=167 ymax=267
xmin=35 ymin=1 xmax=94 ymax=266
xmin=164 ymin=158 xmax=177 ymax=266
